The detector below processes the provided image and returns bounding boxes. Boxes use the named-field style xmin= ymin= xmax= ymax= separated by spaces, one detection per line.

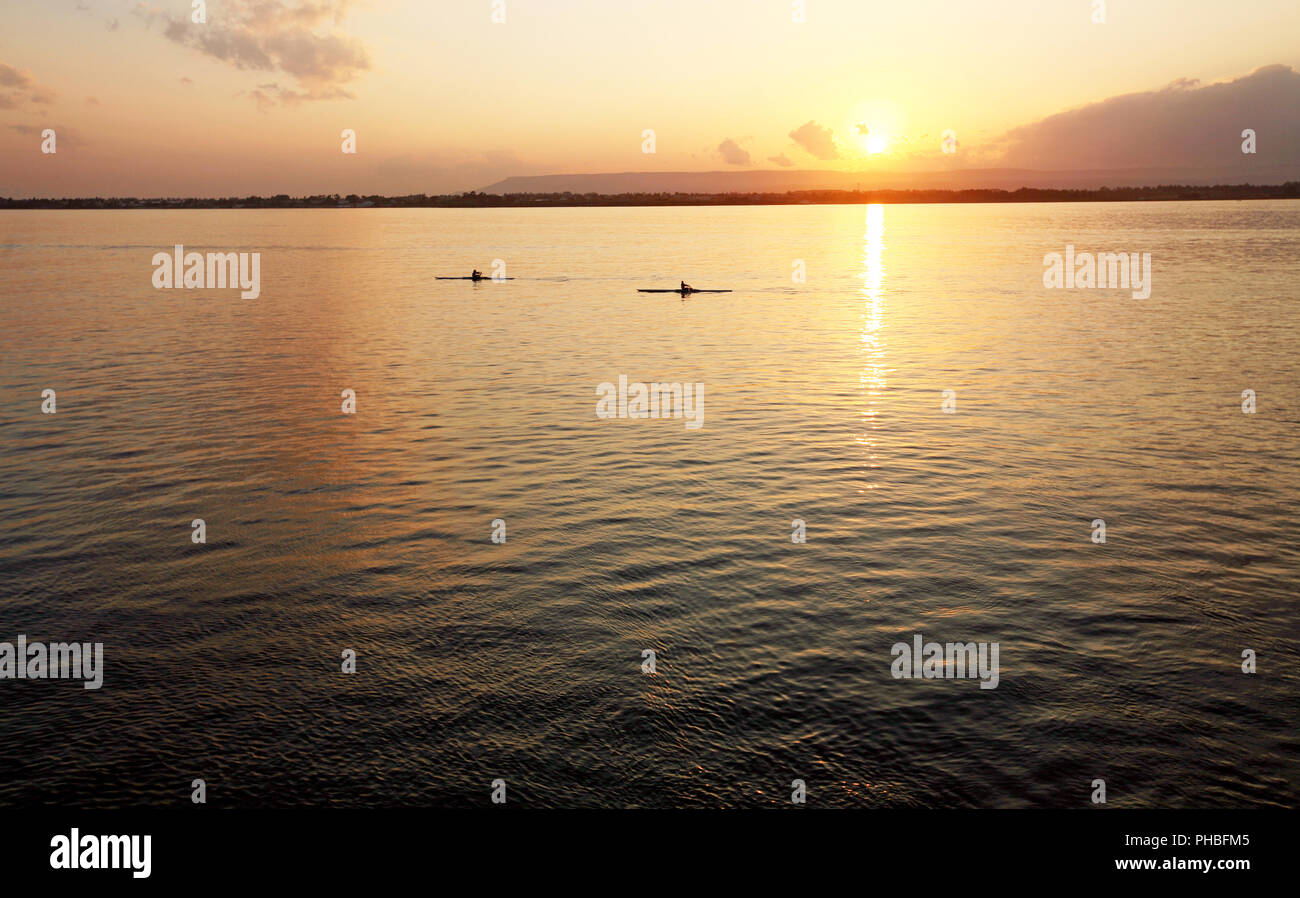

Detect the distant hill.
xmin=481 ymin=164 xmax=1300 ymax=195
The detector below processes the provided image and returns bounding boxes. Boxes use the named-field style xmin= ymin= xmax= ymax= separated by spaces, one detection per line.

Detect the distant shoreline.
xmin=2 ymin=183 xmax=1297 ymax=209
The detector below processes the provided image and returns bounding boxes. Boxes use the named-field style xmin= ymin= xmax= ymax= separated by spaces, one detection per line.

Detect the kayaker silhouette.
xmin=680 ymin=280 xmax=693 ymax=292
xmin=472 ymin=269 xmax=483 ymax=281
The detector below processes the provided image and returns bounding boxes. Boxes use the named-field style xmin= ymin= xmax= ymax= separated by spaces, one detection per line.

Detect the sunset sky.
xmin=1 ymin=0 xmax=1297 ymax=196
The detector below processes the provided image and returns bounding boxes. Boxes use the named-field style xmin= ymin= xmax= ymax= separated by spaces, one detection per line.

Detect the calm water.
xmin=1 ymin=202 xmax=1297 ymax=808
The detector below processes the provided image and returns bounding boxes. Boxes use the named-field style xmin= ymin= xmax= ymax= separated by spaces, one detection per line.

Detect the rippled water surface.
xmin=1 ymin=202 xmax=1297 ymax=807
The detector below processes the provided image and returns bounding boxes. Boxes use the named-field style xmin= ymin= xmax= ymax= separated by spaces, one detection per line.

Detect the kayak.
xmin=638 ymin=288 xmax=731 ymax=293
xmin=436 ymin=277 xmax=514 ymax=280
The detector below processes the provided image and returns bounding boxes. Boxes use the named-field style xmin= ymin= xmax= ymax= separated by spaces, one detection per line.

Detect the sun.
xmin=866 ymin=135 xmax=888 ymax=155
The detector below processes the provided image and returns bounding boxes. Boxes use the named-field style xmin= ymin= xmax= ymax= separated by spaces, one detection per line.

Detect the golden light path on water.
xmin=858 ymin=203 xmax=887 ymax=487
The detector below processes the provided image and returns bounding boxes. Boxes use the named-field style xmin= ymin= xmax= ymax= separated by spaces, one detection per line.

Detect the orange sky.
xmin=1 ymin=0 xmax=1297 ymax=195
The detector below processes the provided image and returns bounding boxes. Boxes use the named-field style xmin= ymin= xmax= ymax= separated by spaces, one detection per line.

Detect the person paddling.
xmin=680 ymin=280 xmax=693 ymax=293
xmin=472 ymin=269 xmax=483 ymax=281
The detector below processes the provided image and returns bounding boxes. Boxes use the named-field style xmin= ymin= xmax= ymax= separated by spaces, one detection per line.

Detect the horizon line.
xmin=3 ymin=183 xmax=1298 ymax=209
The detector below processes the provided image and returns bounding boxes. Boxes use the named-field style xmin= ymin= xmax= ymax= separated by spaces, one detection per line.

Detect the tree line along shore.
xmin=2 ymin=183 xmax=1297 ymax=209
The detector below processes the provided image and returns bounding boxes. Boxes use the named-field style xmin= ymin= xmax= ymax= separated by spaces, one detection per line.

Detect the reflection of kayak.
xmin=436 ymin=277 xmax=514 ymax=280
xmin=638 ymin=288 xmax=731 ymax=294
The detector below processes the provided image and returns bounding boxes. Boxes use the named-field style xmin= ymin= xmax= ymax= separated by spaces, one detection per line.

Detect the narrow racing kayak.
xmin=637 ymin=288 xmax=731 ymax=293
xmin=436 ymin=277 xmax=514 ymax=280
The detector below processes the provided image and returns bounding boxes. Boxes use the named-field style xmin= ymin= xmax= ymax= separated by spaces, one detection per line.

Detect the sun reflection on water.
xmin=858 ymin=203 xmax=887 ymax=483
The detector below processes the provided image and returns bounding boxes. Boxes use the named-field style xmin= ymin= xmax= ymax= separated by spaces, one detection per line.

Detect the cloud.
xmin=768 ymin=153 xmax=793 ymax=167
xmin=7 ymin=123 xmax=82 ymax=147
xmin=139 ymin=0 xmax=370 ymax=107
xmin=245 ymin=81 xmax=354 ymax=111
xmin=0 ymin=62 xmax=57 ymax=109
xmin=989 ymin=64 xmax=1300 ymax=170
xmin=717 ymin=138 xmax=751 ymax=165
xmin=0 ymin=63 xmax=35 ymax=88
xmin=788 ymin=120 xmax=839 ymax=160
